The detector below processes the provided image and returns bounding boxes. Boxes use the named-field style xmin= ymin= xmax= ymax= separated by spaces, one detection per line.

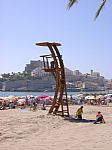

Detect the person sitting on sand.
xmin=32 ymin=102 xmax=37 ymax=111
xmin=94 ymin=111 xmax=106 ymax=124
xmin=2 ymin=100 xmax=6 ymax=110
xmin=76 ymin=106 xmax=83 ymax=120
xmin=29 ymin=101 xmax=37 ymax=111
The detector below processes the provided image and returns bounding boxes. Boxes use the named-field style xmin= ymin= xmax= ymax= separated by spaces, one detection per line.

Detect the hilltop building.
xmin=25 ymin=60 xmax=43 ymax=73
xmin=31 ymin=67 xmax=49 ymax=77
xmin=1 ymin=59 xmax=110 ymax=92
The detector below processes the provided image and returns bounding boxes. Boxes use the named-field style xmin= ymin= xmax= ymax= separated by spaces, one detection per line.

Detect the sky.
xmin=0 ymin=0 xmax=112 ymax=79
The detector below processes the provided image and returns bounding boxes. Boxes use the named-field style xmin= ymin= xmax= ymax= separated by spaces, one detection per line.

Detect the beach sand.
xmin=0 ymin=105 xmax=112 ymax=150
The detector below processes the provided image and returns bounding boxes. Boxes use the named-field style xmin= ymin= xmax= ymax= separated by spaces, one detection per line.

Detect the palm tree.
xmin=68 ymin=0 xmax=107 ymax=19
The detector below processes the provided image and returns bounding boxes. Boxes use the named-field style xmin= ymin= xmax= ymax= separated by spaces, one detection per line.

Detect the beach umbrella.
xmin=85 ymin=95 xmax=96 ymax=100
xmin=17 ymin=99 xmax=25 ymax=106
xmin=37 ymin=95 xmax=49 ymax=99
xmin=0 ymin=99 xmax=3 ymax=103
xmin=72 ymin=95 xmax=81 ymax=100
xmin=105 ymin=97 xmax=112 ymax=102
xmin=27 ymin=95 xmax=34 ymax=99
xmin=96 ymin=95 xmax=104 ymax=100
xmin=17 ymin=99 xmax=25 ymax=102
xmin=104 ymin=94 xmax=112 ymax=98
xmin=7 ymin=95 xmax=18 ymax=102
xmin=8 ymin=95 xmax=15 ymax=98
xmin=44 ymin=96 xmax=52 ymax=105
xmin=0 ymin=97 xmax=4 ymax=101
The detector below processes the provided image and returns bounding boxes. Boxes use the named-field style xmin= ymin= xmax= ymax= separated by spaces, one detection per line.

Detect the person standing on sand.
xmin=25 ymin=96 xmax=29 ymax=107
xmin=76 ymin=106 xmax=83 ymax=120
xmin=42 ymin=101 xmax=46 ymax=110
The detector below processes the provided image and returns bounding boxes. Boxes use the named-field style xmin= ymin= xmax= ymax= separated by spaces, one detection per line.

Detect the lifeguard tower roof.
xmin=36 ymin=42 xmax=61 ymax=47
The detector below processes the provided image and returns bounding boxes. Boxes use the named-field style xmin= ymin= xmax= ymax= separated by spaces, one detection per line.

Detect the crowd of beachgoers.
xmin=0 ymin=93 xmax=112 ymax=150
xmin=71 ymin=93 xmax=112 ymax=105
xmin=0 ymin=93 xmax=112 ymax=111
xmin=0 ymin=95 xmax=52 ymax=111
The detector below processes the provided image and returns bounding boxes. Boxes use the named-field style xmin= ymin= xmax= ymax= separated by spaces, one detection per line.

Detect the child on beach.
xmin=94 ymin=111 xmax=106 ymax=124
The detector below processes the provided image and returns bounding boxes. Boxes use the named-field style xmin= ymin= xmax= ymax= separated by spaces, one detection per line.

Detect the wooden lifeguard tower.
xmin=36 ymin=42 xmax=69 ymax=117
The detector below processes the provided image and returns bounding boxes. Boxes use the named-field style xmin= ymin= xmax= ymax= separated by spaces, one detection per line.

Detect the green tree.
xmin=68 ymin=0 xmax=107 ymax=19
xmin=2 ymin=73 xmax=11 ymax=79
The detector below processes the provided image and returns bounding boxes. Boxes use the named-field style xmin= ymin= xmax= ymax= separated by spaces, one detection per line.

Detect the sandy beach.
xmin=0 ymin=104 xmax=112 ymax=150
